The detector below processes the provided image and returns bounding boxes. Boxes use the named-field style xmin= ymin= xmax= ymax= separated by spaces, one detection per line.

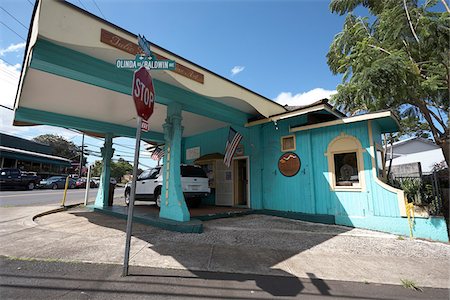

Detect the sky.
xmin=0 ymin=0 xmax=348 ymax=169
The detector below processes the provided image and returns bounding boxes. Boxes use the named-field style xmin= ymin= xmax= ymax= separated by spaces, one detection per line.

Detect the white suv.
xmin=124 ymin=164 xmax=210 ymax=208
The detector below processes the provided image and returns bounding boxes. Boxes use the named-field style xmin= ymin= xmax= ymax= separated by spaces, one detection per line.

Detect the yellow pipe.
xmin=405 ymin=200 xmax=415 ymax=239
xmin=60 ymin=176 xmax=70 ymax=207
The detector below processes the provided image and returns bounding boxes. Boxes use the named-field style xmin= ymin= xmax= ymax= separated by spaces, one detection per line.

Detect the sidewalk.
xmin=2 ymin=256 xmax=449 ymax=299
xmin=0 ymin=205 xmax=449 ymax=290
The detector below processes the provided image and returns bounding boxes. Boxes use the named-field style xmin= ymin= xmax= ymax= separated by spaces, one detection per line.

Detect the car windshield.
xmin=180 ymin=166 xmax=207 ymax=178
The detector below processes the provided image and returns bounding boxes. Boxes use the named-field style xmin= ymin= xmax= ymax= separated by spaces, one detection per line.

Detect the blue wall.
xmin=181 ymin=117 xmax=448 ymax=242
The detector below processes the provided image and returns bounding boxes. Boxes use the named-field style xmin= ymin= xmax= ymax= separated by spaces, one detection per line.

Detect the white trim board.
xmin=290 ymin=111 xmax=399 ymax=133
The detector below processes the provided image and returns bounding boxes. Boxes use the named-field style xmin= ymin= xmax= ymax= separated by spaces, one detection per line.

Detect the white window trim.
xmin=375 ymin=143 xmax=387 ymax=180
xmin=281 ymin=135 xmax=296 ymax=152
xmin=325 ymin=133 xmax=366 ymax=192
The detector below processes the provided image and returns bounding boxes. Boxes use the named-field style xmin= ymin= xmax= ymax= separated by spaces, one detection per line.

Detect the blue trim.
xmin=30 ymin=39 xmax=251 ymax=126
xmin=15 ymin=107 xmax=165 ymax=142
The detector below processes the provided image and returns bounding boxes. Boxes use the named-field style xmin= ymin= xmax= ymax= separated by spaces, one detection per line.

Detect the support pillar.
xmin=95 ymin=134 xmax=115 ymax=207
xmin=159 ymin=103 xmax=190 ymax=222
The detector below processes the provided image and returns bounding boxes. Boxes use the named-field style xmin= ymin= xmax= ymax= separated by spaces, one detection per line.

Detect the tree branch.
xmin=369 ymin=45 xmax=392 ymax=55
xmin=416 ymin=102 xmax=444 ymax=139
xmin=441 ymin=0 xmax=450 ymax=13
xmin=428 ymin=108 xmax=447 ymax=130
xmin=403 ymin=0 xmax=420 ymax=43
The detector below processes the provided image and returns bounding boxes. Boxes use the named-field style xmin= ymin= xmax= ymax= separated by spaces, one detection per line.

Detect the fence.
xmin=389 ymin=169 xmax=449 ymax=217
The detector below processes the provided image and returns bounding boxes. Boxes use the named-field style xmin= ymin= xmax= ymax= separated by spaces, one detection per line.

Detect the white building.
xmin=386 ymin=137 xmax=447 ymax=173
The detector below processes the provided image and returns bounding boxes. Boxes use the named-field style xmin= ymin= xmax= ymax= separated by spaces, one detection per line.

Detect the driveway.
xmin=0 ymin=206 xmax=449 ymax=290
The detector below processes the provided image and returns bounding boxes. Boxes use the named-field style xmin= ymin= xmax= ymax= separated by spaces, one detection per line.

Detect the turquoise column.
xmin=159 ymin=103 xmax=190 ymax=222
xmin=95 ymin=134 xmax=115 ymax=207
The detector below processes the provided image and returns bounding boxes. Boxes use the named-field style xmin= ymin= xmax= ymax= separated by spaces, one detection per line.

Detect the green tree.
xmin=91 ymin=158 xmax=135 ymax=181
xmin=33 ymin=134 xmax=86 ymax=164
xmin=327 ymin=0 xmax=449 ymax=165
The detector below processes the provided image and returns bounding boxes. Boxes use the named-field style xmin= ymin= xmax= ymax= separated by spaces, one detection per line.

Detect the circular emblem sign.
xmin=278 ymin=152 xmax=301 ymax=177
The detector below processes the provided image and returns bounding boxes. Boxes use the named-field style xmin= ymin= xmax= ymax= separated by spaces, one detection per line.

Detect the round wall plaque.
xmin=278 ymin=152 xmax=301 ymax=177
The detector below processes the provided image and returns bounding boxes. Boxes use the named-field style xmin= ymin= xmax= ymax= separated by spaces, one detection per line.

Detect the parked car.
xmin=38 ymin=176 xmax=77 ymax=190
xmin=124 ymin=164 xmax=210 ymax=208
xmin=91 ymin=177 xmax=100 ymax=186
xmin=75 ymin=177 xmax=98 ymax=188
xmin=0 ymin=168 xmax=41 ymax=190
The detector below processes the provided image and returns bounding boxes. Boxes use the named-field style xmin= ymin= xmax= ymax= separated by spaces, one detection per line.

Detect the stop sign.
xmin=132 ymin=66 xmax=155 ymax=120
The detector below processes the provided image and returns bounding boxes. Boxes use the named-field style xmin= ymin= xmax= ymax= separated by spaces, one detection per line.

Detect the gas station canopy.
xmin=13 ymin=0 xmax=287 ymax=142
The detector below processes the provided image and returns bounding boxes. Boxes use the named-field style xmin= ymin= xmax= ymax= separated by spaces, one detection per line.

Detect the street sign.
xmin=141 ymin=119 xmax=149 ymax=132
xmin=116 ymin=54 xmax=176 ymax=70
xmin=132 ymin=66 xmax=155 ymax=121
xmin=138 ymin=34 xmax=152 ymax=57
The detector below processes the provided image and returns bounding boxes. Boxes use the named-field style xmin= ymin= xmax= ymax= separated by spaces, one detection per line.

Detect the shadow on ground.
xmin=70 ymin=206 xmax=352 ymax=298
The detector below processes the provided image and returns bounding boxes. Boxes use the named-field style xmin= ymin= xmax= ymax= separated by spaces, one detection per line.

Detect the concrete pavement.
xmin=1 ymin=255 xmax=449 ymax=299
xmin=0 ymin=204 xmax=449 ymax=293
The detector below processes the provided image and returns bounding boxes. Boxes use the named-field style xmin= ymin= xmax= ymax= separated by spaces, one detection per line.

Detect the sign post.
xmin=122 ymin=65 xmax=155 ymax=277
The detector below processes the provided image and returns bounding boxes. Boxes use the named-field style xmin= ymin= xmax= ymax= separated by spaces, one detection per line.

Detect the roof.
xmin=0 ymin=132 xmax=51 ymax=155
xmin=289 ymin=110 xmax=400 ymax=133
xmin=13 ymin=0 xmax=287 ymax=141
xmin=246 ymin=99 xmax=344 ymax=127
xmin=387 ymin=136 xmax=438 ymax=148
xmin=0 ymin=145 xmax=72 ymax=166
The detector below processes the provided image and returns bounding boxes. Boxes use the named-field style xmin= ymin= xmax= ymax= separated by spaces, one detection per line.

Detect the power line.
xmin=26 ymin=0 xmax=33 ymax=6
xmin=0 ymin=104 xmax=13 ymax=110
xmin=0 ymin=6 xmax=28 ymax=30
xmin=77 ymin=0 xmax=88 ymax=11
xmin=0 ymin=21 xmax=26 ymax=40
xmin=91 ymin=0 xmax=106 ymax=19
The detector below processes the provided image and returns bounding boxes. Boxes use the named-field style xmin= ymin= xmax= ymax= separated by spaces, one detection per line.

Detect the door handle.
xmin=141 ymin=182 xmax=145 ymax=184
xmin=154 ymin=180 xmax=158 ymax=183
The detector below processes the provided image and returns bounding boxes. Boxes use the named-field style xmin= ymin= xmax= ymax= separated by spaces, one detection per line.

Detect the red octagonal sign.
xmin=132 ymin=66 xmax=155 ymax=121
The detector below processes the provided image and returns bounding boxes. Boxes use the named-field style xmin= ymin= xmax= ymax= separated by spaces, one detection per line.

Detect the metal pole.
xmin=79 ymin=133 xmax=85 ymax=178
xmin=84 ymin=165 xmax=91 ymax=206
xmin=123 ymin=116 xmax=142 ymax=276
xmin=61 ymin=175 xmax=70 ymax=207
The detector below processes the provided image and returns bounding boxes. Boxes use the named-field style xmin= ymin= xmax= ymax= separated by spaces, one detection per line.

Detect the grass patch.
xmin=401 ymin=279 xmax=422 ymax=291
xmin=397 ymin=236 xmax=405 ymax=240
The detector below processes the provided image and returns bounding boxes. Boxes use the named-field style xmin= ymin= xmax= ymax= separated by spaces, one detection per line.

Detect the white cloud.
xmin=231 ymin=66 xmax=245 ymax=76
xmin=274 ymin=88 xmax=337 ymax=107
xmin=0 ymin=42 xmax=26 ymax=56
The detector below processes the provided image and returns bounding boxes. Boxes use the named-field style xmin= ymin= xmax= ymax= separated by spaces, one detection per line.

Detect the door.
xmin=233 ymin=158 xmax=248 ymax=207
xmin=136 ymin=169 xmax=152 ymax=196
xmin=215 ymin=160 xmax=233 ymax=206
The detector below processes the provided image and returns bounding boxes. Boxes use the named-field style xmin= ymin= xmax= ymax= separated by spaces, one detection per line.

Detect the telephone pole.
xmin=79 ymin=133 xmax=85 ymax=177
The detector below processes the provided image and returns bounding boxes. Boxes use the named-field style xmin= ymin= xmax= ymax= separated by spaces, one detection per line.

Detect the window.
xmin=326 ymin=133 xmax=365 ymax=191
xmin=138 ymin=169 xmax=152 ymax=180
xmin=376 ymin=145 xmax=386 ymax=179
xmin=281 ymin=135 xmax=296 ymax=152
xmin=334 ymin=152 xmax=359 ymax=186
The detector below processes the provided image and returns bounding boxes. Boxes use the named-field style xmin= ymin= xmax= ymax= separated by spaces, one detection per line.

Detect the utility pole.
xmin=79 ymin=133 xmax=85 ymax=177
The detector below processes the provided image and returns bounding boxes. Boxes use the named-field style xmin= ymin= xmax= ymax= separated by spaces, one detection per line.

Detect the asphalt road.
xmin=1 ymin=256 xmax=448 ymax=300
xmin=0 ymin=187 xmax=125 ymax=207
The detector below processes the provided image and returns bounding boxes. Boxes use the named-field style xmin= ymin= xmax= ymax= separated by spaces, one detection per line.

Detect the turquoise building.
xmin=12 ymin=0 xmax=448 ymax=242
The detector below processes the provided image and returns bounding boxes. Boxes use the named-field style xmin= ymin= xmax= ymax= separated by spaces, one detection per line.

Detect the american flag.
xmin=151 ymin=146 xmax=164 ymax=161
xmin=223 ymin=127 xmax=242 ymax=167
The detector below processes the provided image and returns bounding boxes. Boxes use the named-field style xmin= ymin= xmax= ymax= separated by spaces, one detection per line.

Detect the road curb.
xmin=31 ymin=203 xmax=84 ymax=224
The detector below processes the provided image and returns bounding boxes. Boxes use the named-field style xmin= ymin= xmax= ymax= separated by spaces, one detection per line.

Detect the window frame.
xmin=280 ymin=135 xmax=296 ymax=152
xmin=326 ymin=134 xmax=366 ymax=192
xmin=375 ymin=144 xmax=386 ymax=180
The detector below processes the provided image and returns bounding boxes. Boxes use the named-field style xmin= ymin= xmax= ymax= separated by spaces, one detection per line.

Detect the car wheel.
xmin=124 ymin=188 xmax=130 ymax=206
xmin=188 ymin=197 xmax=201 ymax=208
xmin=155 ymin=191 xmax=161 ymax=208
xmin=52 ymin=183 xmax=58 ymax=190
xmin=27 ymin=182 xmax=35 ymax=190
xmin=70 ymin=184 xmax=75 ymax=189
